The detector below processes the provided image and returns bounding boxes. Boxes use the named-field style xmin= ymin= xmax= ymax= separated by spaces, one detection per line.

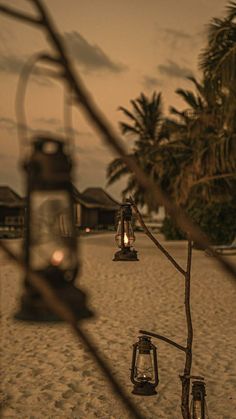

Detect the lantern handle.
xmin=139 ymin=330 xmax=186 ymax=353
xmin=130 ymin=343 xmax=139 ymax=385
xmin=15 ymin=51 xmax=73 ymax=157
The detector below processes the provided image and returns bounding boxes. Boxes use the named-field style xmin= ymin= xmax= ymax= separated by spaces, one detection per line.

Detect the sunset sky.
xmin=0 ymin=0 xmax=228 ymax=200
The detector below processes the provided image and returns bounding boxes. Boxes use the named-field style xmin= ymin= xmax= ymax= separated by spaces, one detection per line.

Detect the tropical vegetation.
xmin=107 ymin=1 xmax=236 ymax=244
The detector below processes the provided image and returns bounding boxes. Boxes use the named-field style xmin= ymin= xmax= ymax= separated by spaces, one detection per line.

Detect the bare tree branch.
xmin=0 ymin=4 xmax=42 ymax=25
xmin=130 ymin=197 xmax=186 ymax=276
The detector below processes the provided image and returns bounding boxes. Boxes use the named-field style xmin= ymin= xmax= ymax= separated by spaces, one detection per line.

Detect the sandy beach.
xmin=1 ymin=233 xmax=236 ymax=418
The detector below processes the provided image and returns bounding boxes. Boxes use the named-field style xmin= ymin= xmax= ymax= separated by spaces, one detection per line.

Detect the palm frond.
xmin=119 ymin=122 xmax=140 ymax=136
xmin=227 ymin=1 xmax=236 ymax=20
xmin=175 ymin=88 xmax=202 ymax=110
xmin=106 ymin=157 xmax=129 ymax=185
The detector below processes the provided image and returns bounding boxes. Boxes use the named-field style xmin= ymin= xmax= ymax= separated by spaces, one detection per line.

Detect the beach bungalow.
xmin=73 ymin=186 xmax=120 ymax=230
xmin=0 ymin=186 xmax=25 ymax=238
xmin=0 ymin=184 xmax=120 ymax=236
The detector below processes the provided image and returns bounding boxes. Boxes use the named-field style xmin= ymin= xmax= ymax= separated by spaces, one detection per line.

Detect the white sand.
xmin=1 ymin=233 xmax=236 ymax=419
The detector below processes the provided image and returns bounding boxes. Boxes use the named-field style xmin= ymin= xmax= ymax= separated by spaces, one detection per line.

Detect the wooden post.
xmin=181 ymin=240 xmax=193 ymax=419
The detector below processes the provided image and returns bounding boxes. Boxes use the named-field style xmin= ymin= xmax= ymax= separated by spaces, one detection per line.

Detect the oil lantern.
xmin=130 ymin=335 xmax=159 ymax=395
xmin=113 ymin=201 xmax=138 ymax=261
xmin=191 ymin=379 xmax=209 ymax=419
xmin=15 ymin=135 xmax=93 ymax=322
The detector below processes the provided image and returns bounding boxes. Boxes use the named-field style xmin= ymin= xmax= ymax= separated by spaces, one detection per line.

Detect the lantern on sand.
xmin=130 ymin=335 xmax=159 ymax=395
xmin=191 ymin=379 xmax=209 ymax=419
xmin=15 ymin=135 xmax=93 ymax=322
xmin=113 ymin=201 xmax=138 ymax=261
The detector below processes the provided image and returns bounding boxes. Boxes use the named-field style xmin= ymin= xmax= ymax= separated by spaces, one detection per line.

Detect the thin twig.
xmin=139 ymin=330 xmax=186 ymax=352
xmin=0 ymin=4 xmax=42 ymax=25
xmin=130 ymin=197 xmax=186 ymax=276
xmin=0 ymin=240 xmax=144 ymax=419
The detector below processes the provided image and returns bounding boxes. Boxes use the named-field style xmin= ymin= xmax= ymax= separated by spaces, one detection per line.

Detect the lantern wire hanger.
xmin=14 ymin=52 xmax=93 ymax=322
xmin=15 ymin=51 xmax=75 ymax=159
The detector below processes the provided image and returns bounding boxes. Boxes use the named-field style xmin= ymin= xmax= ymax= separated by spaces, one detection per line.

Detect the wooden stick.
xmin=180 ymin=240 xmax=193 ymax=419
xmin=134 ymin=204 xmax=194 ymax=419
xmin=130 ymin=197 xmax=186 ymax=276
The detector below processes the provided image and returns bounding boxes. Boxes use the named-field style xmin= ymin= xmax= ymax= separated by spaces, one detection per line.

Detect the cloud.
xmin=142 ymin=75 xmax=163 ymax=90
xmin=0 ymin=31 xmax=127 ymax=79
xmin=0 ymin=117 xmax=58 ymax=138
xmin=157 ymin=60 xmax=193 ymax=79
xmin=34 ymin=117 xmax=61 ymax=127
xmin=162 ymin=28 xmax=192 ymax=41
xmin=64 ymin=31 xmax=127 ymax=73
xmin=33 ymin=117 xmax=82 ymax=139
xmin=0 ymin=54 xmax=25 ymax=75
xmin=0 ymin=117 xmax=20 ymax=132
xmin=1 ymin=116 xmax=93 ymax=146
xmin=0 ymin=54 xmax=53 ymax=85
xmin=159 ymin=27 xmax=202 ymax=51
xmin=34 ymin=118 xmax=88 ymax=138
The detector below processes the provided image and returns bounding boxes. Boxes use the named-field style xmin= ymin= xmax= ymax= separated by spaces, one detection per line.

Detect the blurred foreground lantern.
xmin=191 ymin=379 xmax=209 ymax=419
xmin=15 ymin=136 xmax=93 ymax=322
xmin=130 ymin=335 xmax=159 ymax=395
xmin=113 ymin=201 xmax=138 ymax=261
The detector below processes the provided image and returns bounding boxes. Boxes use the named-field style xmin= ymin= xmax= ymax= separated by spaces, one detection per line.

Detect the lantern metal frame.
xmin=14 ymin=135 xmax=93 ymax=322
xmin=113 ymin=201 xmax=139 ymax=262
xmin=130 ymin=335 xmax=159 ymax=396
xmin=191 ymin=379 xmax=207 ymax=419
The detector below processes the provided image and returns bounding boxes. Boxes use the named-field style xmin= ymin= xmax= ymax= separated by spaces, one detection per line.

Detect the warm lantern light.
xmin=51 ymin=249 xmax=64 ymax=266
xmin=191 ymin=379 xmax=209 ymax=419
xmin=124 ymin=232 xmax=129 ymax=246
xmin=130 ymin=335 xmax=159 ymax=395
xmin=15 ymin=135 xmax=93 ymax=322
xmin=113 ymin=201 xmax=138 ymax=261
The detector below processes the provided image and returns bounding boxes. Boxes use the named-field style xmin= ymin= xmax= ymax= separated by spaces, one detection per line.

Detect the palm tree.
xmin=158 ymin=76 xmax=236 ymax=243
xmin=161 ymin=77 xmax=236 ymax=206
xmin=200 ymin=1 xmax=236 ymax=131
xmin=106 ymin=92 xmax=167 ymax=210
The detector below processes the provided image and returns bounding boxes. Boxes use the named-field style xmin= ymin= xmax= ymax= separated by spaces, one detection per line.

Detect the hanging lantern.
xmin=113 ymin=201 xmax=138 ymax=261
xmin=15 ymin=135 xmax=93 ymax=322
xmin=130 ymin=335 xmax=159 ymax=395
xmin=191 ymin=379 xmax=209 ymax=419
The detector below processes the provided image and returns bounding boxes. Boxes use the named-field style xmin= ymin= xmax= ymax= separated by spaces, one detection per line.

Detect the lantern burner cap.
xmin=132 ymin=381 xmax=157 ymax=396
xmin=192 ymin=380 xmax=206 ymax=398
xmin=113 ymin=248 xmax=139 ymax=261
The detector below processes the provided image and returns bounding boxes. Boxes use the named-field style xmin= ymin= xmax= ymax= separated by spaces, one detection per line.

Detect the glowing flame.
xmin=124 ymin=233 xmax=129 ymax=246
xmin=51 ymin=250 xmax=64 ymax=266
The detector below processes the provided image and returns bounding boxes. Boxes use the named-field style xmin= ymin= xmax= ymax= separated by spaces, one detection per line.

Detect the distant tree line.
xmin=106 ymin=1 xmax=236 ymax=244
